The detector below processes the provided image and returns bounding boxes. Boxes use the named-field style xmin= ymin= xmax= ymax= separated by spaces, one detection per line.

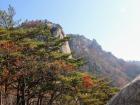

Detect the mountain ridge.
xmin=68 ymin=34 xmax=140 ymax=87
xmin=20 ymin=20 xmax=140 ymax=87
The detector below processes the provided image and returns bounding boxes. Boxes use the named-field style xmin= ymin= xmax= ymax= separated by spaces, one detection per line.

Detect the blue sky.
xmin=1 ymin=0 xmax=140 ymax=60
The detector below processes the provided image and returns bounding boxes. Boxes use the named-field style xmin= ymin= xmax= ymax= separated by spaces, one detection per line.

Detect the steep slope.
xmin=68 ymin=34 xmax=140 ymax=87
xmin=47 ymin=23 xmax=71 ymax=55
xmin=123 ymin=61 xmax=140 ymax=79
xmin=107 ymin=75 xmax=140 ymax=105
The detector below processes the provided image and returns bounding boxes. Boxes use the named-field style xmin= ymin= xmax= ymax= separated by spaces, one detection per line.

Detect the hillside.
xmin=68 ymin=34 xmax=140 ymax=87
xmin=0 ymin=4 xmax=137 ymax=105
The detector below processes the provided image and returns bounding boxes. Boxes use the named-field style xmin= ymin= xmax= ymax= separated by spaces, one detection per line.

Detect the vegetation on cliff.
xmin=68 ymin=34 xmax=140 ymax=87
xmin=0 ymin=6 xmax=118 ymax=105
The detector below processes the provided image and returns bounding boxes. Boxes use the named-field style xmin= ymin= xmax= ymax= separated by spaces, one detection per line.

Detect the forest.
xmin=0 ymin=6 xmax=118 ymax=105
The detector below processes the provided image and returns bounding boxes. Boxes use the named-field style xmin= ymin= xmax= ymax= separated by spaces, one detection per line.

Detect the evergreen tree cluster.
xmin=0 ymin=6 xmax=118 ymax=105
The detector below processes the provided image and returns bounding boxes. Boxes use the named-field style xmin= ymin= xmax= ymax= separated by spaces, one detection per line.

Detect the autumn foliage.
xmin=0 ymin=6 xmax=118 ymax=105
xmin=82 ymin=75 xmax=94 ymax=89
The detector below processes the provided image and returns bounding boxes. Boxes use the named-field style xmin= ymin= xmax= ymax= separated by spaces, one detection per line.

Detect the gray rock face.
xmin=107 ymin=75 xmax=140 ymax=105
xmin=48 ymin=23 xmax=72 ymax=57
xmin=68 ymin=34 xmax=129 ymax=87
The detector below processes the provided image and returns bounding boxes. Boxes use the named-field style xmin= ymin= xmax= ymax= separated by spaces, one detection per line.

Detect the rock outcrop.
xmin=68 ymin=34 xmax=130 ymax=87
xmin=21 ymin=20 xmax=72 ymax=56
xmin=48 ymin=23 xmax=71 ymax=55
xmin=68 ymin=34 xmax=140 ymax=87
xmin=107 ymin=75 xmax=140 ymax=105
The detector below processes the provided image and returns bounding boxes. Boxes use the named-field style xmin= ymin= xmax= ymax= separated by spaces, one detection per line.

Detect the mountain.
xmin=21 ymin=21 xmax=140 ymax=87
xmin=68 ymin=34 xmax=140 ymax=87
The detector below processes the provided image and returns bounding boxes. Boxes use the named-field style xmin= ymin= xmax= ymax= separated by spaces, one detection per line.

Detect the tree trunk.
xmin=16 ymin=81 xmax=20 ymax=105
xmin=0 ymin=90 xmax=2 ymax=105
xmin=47 ymin=93 xmax=55 ymax=105
xmin=21 ymin=78 xmax=26 ymax=105
xmin=37 ymin=96 xmax=40 ymax=105
xmin=39 ymin=96 xmax=43 ymax=105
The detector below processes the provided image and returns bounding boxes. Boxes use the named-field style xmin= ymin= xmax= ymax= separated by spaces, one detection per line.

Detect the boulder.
xmin=107 ymin=75 xmax=140 ymax=105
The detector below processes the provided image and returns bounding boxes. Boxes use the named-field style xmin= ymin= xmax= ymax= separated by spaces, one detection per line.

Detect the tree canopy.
xmin=0 ymin=5 xmax=118 ymax=105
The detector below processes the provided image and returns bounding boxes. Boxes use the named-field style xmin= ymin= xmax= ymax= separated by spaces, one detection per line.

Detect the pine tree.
xmin=0 ymin=6 xmax=118 ymax=105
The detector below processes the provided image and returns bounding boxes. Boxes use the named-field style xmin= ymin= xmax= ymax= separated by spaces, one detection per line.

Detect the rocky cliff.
xmin=107 ymin=75 xmax=140 ymax=105
xmin=68 ymin=34 xmax=140 ymax=87
xmin=21 ymin=20 xmax=72 ymax=56
xmin=47 ymin=23 xmax=71 ymax=55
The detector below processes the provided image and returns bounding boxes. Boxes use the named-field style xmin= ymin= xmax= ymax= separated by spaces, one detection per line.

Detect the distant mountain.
xmin=68 ymin=34 xmax=140 ymax=87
